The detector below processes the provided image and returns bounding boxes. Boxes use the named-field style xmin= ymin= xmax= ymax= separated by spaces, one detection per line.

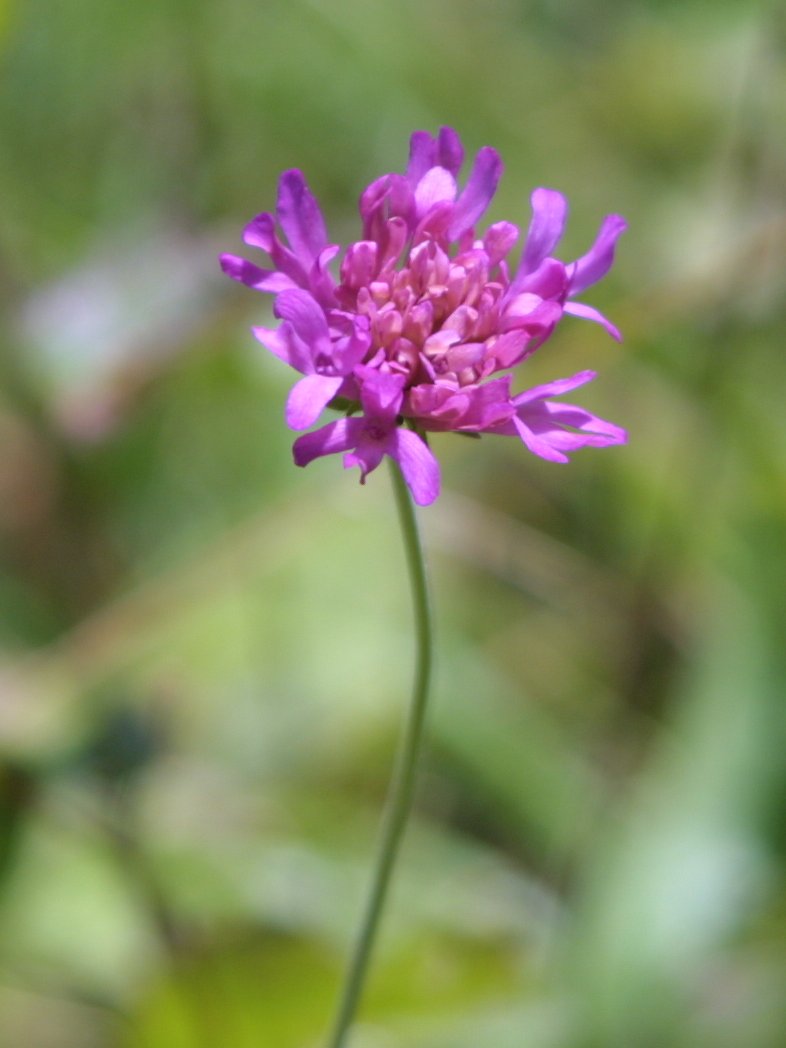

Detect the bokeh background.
xmin=1 ymin=1 xmax=785 ymax=1046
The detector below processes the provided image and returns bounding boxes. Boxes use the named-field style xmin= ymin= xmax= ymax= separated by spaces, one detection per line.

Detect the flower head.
xmin=221 ymin=128 xmax=627 ymax=505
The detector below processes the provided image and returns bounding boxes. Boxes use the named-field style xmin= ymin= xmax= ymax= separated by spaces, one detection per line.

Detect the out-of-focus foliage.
xmin=1 ymin=1 xmax=785 ymax=1046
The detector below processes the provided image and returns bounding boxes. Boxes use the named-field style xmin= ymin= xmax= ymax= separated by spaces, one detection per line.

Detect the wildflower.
xmin=221 ymin=128 xmax=626 ymax=505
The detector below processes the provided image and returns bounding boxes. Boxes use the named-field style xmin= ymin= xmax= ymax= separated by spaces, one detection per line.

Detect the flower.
xmin=221 ymin=127 xmax=627 ymax=505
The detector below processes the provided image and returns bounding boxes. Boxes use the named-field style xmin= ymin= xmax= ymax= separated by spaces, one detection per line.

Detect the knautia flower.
xmin=221 ymin=127 xmax=627 ymax=505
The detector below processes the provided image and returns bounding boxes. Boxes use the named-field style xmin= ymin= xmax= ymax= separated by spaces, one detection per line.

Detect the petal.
xmin=252 ymin=323 xmax=311 ymax=373
xmin=563 ymin=300 xmax=622 ymax=342
xmin=242 ymin=213 xmax=275 ymax=252
xmin=308 ymin=244 xmax=340 ymax=308
xmin=568 ymin=214 xmax=627 ymax=295
xmin=219 ymin=254 xmax=295 ymax=293
xmin=436 ymin=126 xmax=464 ymax=175
xmin=340 ymin=241 xmax=379 ymax=289
xmin=513 ymin=415 xmax=569 ymax=463
xmin=355 ymin=365 xmax=406 ymax=423
xmin=449 ymin=146 xmax=503 ymax=240
xmin=344 ymin=438 xmax=386 ymax=482
xmin=508 ymin=256 xmax=568 ymax=299
xmin=407 ymin=130 xmax=437 ymax=185
xmin=243 ymin=212 xmax=309 ymax=287
xmin=276 ymin=170 xmax=328 ymax=266
xmin=500 ymin=299 xmax=563 ymax=353
xmin=414 ymin=166 xmax=458 ymax=216
xmin=361 ymin=173 xmax=416 ymax=240
xmin=541 ymin=401 xmax=628 ymax=443
xmin=513 ymin=370 xmax=597 ymax=405
xmin=485 ymin=329 xmax=531 ymax=370
xmin=274 ymin=289 xmax=330 ymax=349
xmin=453 ymin=375 xmax=514 ymax=429
xmin=378 ymin=216 xmax=409 ymax=270
xmin=483 ymin=221 xmax=519 ymax=266
xmin=292 ymin=416 xmax=363 ymax=467
xmin=521 ymin=188 xmax=568 ymax=274
xmin=391 ymin=428 xmax=441 ymax=505
xmin=286 ymin=373 xmax=344 ymax=430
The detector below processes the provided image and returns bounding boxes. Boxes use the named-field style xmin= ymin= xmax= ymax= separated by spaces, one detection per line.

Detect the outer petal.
xmin=219 ymin=254 xmax=295 ymax=293
xmin=513 ymin=415 xmax=570 ymax=463
xmin=483 ymin=221 xmax=519 ymax=267
xmin=240 ymin=212 xmax=309 ymax=287
xmin=390 ymin=428 xmax=441 ymax=505
xmin=568 ymin=214 xmax=627 ymax=295
xmin=513 ymin=370 xmax=597 ymax=405
xmin=521 ymin=188 xmax=568 ymax=274
xmin=276 ymin=170 xmax=328 ymax=267
xmin=274 ymin=289 xmax=330 ymax=351
xmin=286 ymin=373 xmax=344 ymax=430
xmin=407 ymin=131 xmax=438 ymax=185
xmin=448 ymin=146 xmax=503 ymax=240
xmin=542 ymin=401 xmax=628 ymax=444
xmin=360 ymin=174 xmax=415 ymax=240
xmin=253 ymin=323 xmax=312 ymax=373
xmin=436 ymin=126 xmax=465 ymax=176
xmin=356 ymin=365 xmax=406 ymax=423
xmin=309 ymin=244 xmax=340 ymax=307
xmin=292 ymin=417 xmax=363 ymax=467
xmin=414 ymin=167 xmax=457 ymax=217
xmin=507 ymin=256 xmax=568 ymax=300
xmin=344 ymin=438 xmax=386 ymax=482
xmin=563 ymin=300 xmax=622 ymax=341
xmin=242 ymin=213 xmax=275 ymax=251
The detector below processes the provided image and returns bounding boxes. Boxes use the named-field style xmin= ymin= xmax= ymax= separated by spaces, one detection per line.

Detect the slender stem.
xmin=326 ymin=462 xmax=434 ymax=1048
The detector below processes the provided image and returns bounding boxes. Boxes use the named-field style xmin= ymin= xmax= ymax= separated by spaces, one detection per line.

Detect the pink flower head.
xmin=221 ymin=128 xmax=627 ymax=505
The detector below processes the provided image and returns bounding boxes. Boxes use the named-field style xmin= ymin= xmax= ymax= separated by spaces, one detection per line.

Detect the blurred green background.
xmin=1 ymin=1 xmax=785 ymax=1046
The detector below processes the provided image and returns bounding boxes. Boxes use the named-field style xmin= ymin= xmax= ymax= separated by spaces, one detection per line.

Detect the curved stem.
xmin=326 ymin=462 xmax=434 ymax=1048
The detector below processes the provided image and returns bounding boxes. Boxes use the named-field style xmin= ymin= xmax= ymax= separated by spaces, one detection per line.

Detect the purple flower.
xmin=221 ymin=128 xmax=627 ymax=505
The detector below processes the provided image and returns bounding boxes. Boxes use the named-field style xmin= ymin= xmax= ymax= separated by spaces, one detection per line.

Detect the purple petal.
xmin=508 ymin=256 xmax=568 ymax=299
xmin=543 ymin=401 xmax=628 ymax=444
xmin=454 ymin=376 xmax=514 ymax=429
xmin=391 ymin=428 xmax=441 ymax=505
xmin=341 ymin=241 xmax=379 ymax=289
xmin=309 ymin=244 xmax=340 ymax=308
xmin=286 ymin=374 xmax=344 ymax=430
xmin=407 ymin=131 xmax=438 ymax=186
xmin=483 ymin=221 xmax=519 ymax=267
xmin=292 ymin=416 xmax=363 ymax=467
xmin=513 ymin=415 xmax=569 ymax=463
xmin=326 ymin=312 xmax=371 ymax=372
xmin=449 ymin=146 xmax=503 ymax=240
xmin=274 ymin=289 xmax=330 ymax=349
xmin=242 ymin=212 xmax=309 ymax=287
xmin=436 ymin=127 xmax=464 ymax=175
xmin=356 ymin=365 xmax=406 ymax=423
xmin=360 ymin=174 xmax=415 ymax=240
xmin=219 ymin=254 xmax=295 ymax=293
xmin=513 ymin=370 xmax=597 ymax=405
xmin=378 ymin=216 xmax=408 ymax=270
xmin=253 ymin=323 xmax=312 ymax=374
xmin=276 ymin=170 xmax=328 ymax=267
xmin=242 ymin=213 xmax=275 ymax=252
xmin=484 ymin=329 xmax=532 ymax=370
xmin=568 ymin=214 xmax=627 ymax=295
xmin=344 ymin=438 xmax=386 ymax=482
xmin=414 ymin=167 xmax=458 ymax=216
xmin=521 ymin=188 xmax=568 ymax=274
xmin=563 ymin=300 xmax=622 ymax=341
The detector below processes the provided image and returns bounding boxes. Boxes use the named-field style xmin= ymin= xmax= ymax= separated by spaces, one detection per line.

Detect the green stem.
xmin=326 ymin=462 xmax=434 ymax=1048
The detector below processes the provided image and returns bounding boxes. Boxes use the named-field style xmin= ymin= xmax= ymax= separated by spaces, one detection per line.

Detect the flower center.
xmin=339 ymin=239 xmax=507 ymax=390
